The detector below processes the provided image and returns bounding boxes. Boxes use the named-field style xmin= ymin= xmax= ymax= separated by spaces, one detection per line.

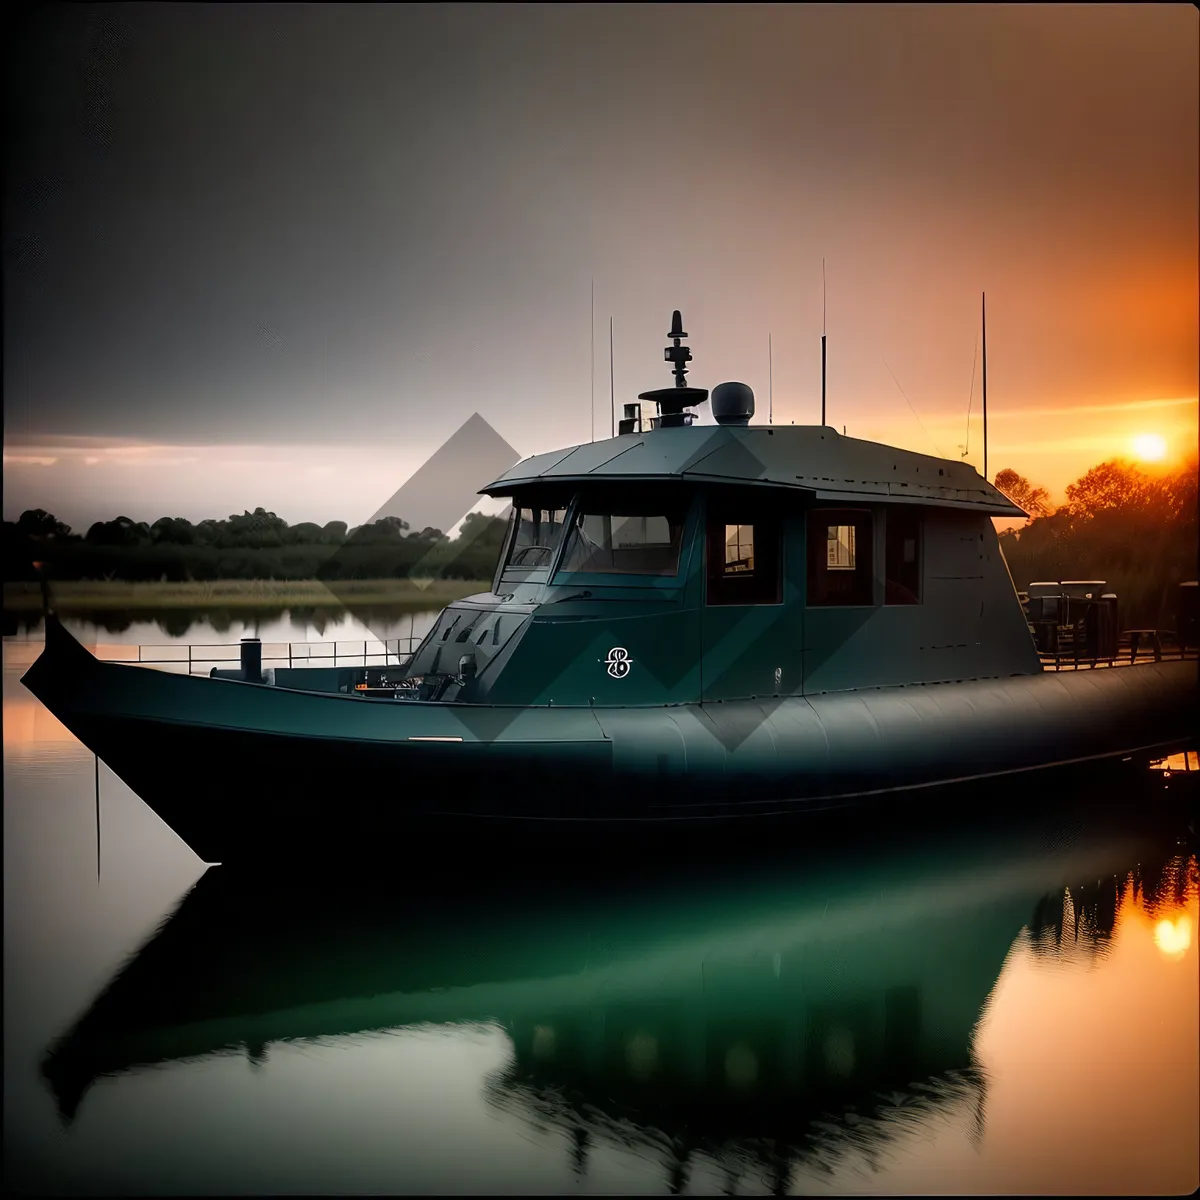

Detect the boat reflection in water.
xmin=41 ymin=789 xmax=1197 ymax=1192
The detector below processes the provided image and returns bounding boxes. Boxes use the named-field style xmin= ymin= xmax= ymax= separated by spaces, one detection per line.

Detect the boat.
xmin=37 ymin=802 xmax=1196 ymax=1189
xmin=20 ymin=311 xmax=1198 ymax=863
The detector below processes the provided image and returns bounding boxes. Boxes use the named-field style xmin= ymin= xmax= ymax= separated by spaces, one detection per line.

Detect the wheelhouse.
xmin=400 ymin=310 xmax=1034 ymax=707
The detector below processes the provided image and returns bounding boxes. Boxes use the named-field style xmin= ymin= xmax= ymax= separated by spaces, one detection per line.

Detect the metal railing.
xmin=98 ymin=635 xmax=425 ymax=675
xmin=1035 ymin=626 xmax=1196 ymax=671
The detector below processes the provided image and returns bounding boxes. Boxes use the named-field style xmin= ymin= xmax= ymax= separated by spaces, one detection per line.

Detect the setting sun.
xmin=1153 ymin=914 xmax=1193 ymax=960
xmin=1131 ymin=433 xmax=1168 ymax=462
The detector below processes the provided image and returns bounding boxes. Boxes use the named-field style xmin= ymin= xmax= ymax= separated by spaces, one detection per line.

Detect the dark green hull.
xmin=20 ymin=615 xmax=1199 ymax=863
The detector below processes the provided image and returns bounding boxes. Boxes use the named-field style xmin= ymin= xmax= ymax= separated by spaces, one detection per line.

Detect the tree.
xmin=378 ymin=516 xmax=410 ymax=538
xmin=993 ymin=469 xmax=1052 ymax=519
xmin=406 ymin=526 xmax=445 ymax=542
xmin=225 ymin=507 xmax=288 ymax=547
xmin=350 ymin=516 xmax=409 ymax=543
xmin=288 ymin=521 xmax=325 ymax=544
xmin=85 ymin=516 xmax=149 ymax=547
xmin=999 ymin=454 xmax=1196 ymax=630
xmin=193 ymin=519 xmax=227 ymax=546
xmin=456 ymin=511 xmax=509 ymax=548
xmin=150 ymin=517 xmax=196 ymax=545
xmin=16 ymin=509 xmax=72 ymax=539
xmin=1153 ymin=456 xmax=1198 ymax=523
xmin=1063 ymin=459 xmax=1156 ymax=519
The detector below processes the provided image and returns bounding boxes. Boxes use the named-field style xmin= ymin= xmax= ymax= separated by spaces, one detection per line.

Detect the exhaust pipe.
xmin=240 ymin=638 xmax=262 ymax=683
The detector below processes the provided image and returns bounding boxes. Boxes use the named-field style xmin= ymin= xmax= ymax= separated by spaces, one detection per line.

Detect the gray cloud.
xmin=4 ymin=4 xmax=1195 ymax=457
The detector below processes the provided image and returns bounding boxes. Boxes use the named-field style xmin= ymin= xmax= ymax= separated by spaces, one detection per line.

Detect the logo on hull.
xmin=603 ymin=647 xmax=632 ymax=679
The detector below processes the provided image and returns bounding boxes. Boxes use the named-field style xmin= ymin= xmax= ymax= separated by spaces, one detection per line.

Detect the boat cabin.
xmin=400 ymin=313 xmax=1037 ymax=706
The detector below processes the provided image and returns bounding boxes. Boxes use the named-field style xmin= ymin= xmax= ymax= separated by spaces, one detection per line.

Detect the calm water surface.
xmin=4 ymin=608 xmax=441 ymax=650
xmin=4 ymin=618 xmax=1198 ymax=1195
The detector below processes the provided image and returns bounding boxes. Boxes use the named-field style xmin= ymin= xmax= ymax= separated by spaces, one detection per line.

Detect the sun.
xmin=1131 ymin=433 xmax=1168 ymax=462
xmin=1154 ymin=914 xmax=1192 ymax=960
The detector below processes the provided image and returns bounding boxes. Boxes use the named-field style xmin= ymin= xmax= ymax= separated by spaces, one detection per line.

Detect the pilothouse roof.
xmin=481 ymin=308 xmax=1024 ymax=517
xmin=481 ymin=424 xmax=1025 ymax=517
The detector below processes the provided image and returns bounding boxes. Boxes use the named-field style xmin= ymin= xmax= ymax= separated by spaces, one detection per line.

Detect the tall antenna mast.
xmin=821 ymin=257 xmax=827 ymax=426
xmin=590 ymin=278 xmax=595 ymax=442
xmin=768 ymin=333 xmax=773 ymax=424
xmin=609 ymin=317 xmax=615 ymax=438
xmin=637 ymin=310 xmax=708 ymax=428
xmin=962 ymin=330 xmax=978 ymax=460
xmin=95 ymin=754 xmax=101 ymax=883
xmin=981 ymin=291 xmax=988 ymax=482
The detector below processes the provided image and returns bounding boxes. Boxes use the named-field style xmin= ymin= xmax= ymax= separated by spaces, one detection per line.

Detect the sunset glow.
xmin=4 ymin=6 xmax=1196 ymax=530
xmin=1131 ymin=433 xmax=1169 ymax=462
xmin=1154 ymin=914 xmax=1193 ymax=960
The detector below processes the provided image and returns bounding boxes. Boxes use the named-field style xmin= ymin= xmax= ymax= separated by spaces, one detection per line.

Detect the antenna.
xmin=637 ymin=309 xmax=709 ymax=428
xmin=883 ymin=354 xmax=942 ymax=457
xmin=821 ymin=257 xmax=827 ymax=426
xmin=768 ymin=333 xmax=773 ymax=424
xmin=95 ymin=753 xmax=101 ymax=884
xmin=981 ymin=291 xmax=988 ymax=482
xmin=590 ymin=279 xmax=595 ymax=442
xmin=667 ymin=309 xmax=689 ymax=387
xmin=609 ymin=317 xmax=615 ymax=438
xmin=962 ymin=330 xmax=978 ymax=459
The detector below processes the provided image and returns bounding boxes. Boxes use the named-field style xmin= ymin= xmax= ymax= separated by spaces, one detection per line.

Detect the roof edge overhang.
xmin=809 ymin=487 xmax=1026 ymax=517
xmin=480 ymin=474 xmax=1025 ymax=516
xmin=481 ymin=473 xmax=702 ymax=497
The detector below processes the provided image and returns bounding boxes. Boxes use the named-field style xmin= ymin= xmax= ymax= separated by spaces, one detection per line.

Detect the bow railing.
xmin=92 ymin=636 xmax=425 ymax=675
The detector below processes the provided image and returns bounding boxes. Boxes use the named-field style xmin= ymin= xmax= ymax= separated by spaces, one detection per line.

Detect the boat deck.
xmin=6 ymin=630 xmax=1196 ymax=678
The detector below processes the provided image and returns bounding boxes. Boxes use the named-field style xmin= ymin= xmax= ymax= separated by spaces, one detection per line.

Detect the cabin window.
xmin=557 ymin=499 xmax=689 ymax=576
xmin=500 ymin=503 xmax=570 ymax=576
xmin=827 ymin=524 xmax=856 ymax=570
xmin=706 ymin=507 xmax=781 ymax=605
xmin=724 ymin=525 xmax=755 ymax=574
xmin=807 ymin=508 xmax=873 ymax=606
xmin=885 ymin=507 xmax=922 ymax=604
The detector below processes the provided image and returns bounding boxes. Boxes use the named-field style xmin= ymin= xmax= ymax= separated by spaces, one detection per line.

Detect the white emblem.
xmin=604 ymin=647 xmax=632 ymax=678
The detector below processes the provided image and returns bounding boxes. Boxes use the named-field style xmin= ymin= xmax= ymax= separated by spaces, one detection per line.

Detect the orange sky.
xmin=3 ymin=5 xmax=1197 ymax=530
xmin=4 ymin=394 xmax=1195 ymax=534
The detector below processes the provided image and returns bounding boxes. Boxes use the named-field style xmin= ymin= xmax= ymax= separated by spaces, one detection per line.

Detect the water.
xmin=4 ymin=607 xmax=442 ymax=647
xmin=4 ymin=621 xmax=1198 ymax=1195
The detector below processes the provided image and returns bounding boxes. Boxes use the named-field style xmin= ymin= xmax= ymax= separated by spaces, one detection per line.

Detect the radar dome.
xmin=711 ymin=382 xmax=754 ymax=426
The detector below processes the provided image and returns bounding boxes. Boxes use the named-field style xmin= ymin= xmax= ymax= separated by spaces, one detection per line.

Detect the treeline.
xmin=4 ymin=456 xmax=1196 ymax=623
xmin=995 ymin=458 xmax=1198 ymax=630
xmin=2 ymin=507 xmax=510 ymax=583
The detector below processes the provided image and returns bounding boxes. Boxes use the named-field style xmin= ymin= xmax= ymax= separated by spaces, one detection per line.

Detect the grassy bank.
xmin=2 ymin=578 xmax=490 ymax=612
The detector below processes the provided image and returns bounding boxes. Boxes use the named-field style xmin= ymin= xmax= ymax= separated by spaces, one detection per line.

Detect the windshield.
xmin=500 ymin=503 xmax=570 ymax=575
xmin=557 ymin=496 xmax=690 ymax=577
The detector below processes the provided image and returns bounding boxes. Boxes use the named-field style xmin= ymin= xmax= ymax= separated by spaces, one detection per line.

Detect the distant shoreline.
xmin=2 ymin=578 xmax=489 ymax=612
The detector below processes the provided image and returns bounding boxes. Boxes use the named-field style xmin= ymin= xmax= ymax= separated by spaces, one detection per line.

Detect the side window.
xmin=723 ymin=524 xmax=755 ymax=574
xmin=706 ymin=508 xmax=781 ymax=606
xmin=807 ymin=508 xmax=873 ymax=606
xmin=885 ymin=507 xmax=922 ymax=604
